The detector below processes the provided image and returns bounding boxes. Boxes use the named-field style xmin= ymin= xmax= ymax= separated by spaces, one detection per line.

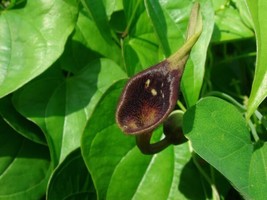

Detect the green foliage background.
xmin=0 ymin=0 xmax=266 ymax=199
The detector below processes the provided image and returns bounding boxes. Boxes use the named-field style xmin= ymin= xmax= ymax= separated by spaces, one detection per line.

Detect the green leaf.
xmin=81 ymin=80 xmax=134 ymax=199
xmin=181 ymin=0 xmax=215 ymax=106
xmin=212 ymin=3 xmax=254 ymax=42
xmin=248 ymin=142 xmax=267 ymax=199
xmin=47 ymin=148 xmax=96 ymax=200
xmin=183 ymin=97 xmax=267 ymax=199
xmin=107 ymin=143 xmax=210 ymax=200
xmin=13 ymin=59 xmax=127 ymax=166
xmin=0 ymin=95 xmax=46 ymax=145
xmin=81 ymin=0 xmax=114 ymax=43
xmin=0 ymin=0 xmax=79 ymax=98
xmin=123 ymin=0 xmax=142 ymax=27
xmin=122 ymin=0 xmax=160 ymax=76
xmin=245 ymin=0 xmax=267 ymax=119
xmin=145 ymin=0 xmax=191 ymax=57
xmin=107 ymin=140 xmax=218 ymax=200
xmin=109 ymin=10 xmax=127 ymax=33
xmin=122 ymin=28 xmax=159 ymax=76
xmin=73 ymin=10 xmax=122 ymax=65
xmin=103 ymin=0 xmax=117 ymax=19
xmin=12 ymin=66 xmax=64 ymax=133
xmin=0 ymin=0 xmax=265 ymax=198
xmin=81 ymin=80 xmax=214 ymax=199
xmin=0 ymin=118 xmax=51 ymax=200
xmin=233 ymin=0 xmax=254 ymax=29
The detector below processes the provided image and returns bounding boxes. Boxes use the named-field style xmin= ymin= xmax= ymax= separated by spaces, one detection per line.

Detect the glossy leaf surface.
xmin=0 ymin=0 xmax=79 ymax=97
xmin=246 ymin=0 xmax=267 ymax=119
xmin=13 ymin=59 xmax=127 ymax=165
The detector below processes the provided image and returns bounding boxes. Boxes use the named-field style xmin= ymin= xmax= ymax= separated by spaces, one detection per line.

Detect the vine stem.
xmin=177 ymin=100 xmax=187 ymax=112
xmin=207 ymin=91 xmax=246 ymax=112
xmin=248 ymin=120 xmax=260 ymax=142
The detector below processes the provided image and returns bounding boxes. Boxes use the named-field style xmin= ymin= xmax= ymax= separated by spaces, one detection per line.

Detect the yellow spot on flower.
xmin=151 ymin=89 xmax=157 ymax=96
xmin=145 ymin=79 xmax=150 ymax=88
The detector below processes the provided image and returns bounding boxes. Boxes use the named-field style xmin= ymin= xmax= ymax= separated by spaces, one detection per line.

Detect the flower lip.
xmin=116 ymin=60 xmax=182 ymax=135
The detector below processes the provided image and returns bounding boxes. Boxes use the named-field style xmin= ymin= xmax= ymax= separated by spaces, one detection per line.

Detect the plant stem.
xmin=177 ymin=100 xmax=187 ymax=112
xmin=248 ymin=120 xmax=260 ymax=142
xmin=207 ymin=91 xmax=246 ymax=112
xmin=218 ymin=52 xmax=256 ymax=65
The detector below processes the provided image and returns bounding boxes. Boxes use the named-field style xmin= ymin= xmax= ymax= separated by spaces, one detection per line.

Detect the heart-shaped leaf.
xmin=183 ymin=97 xmax=267 ymax=199
xmin=0 ymin=0 xmax=79 ymax=98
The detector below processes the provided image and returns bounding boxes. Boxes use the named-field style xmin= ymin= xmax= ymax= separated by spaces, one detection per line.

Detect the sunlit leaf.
xmin=183 ymin=97 xmax=267 ymax=199
xmin=212 ymin=2 xmax=254 ymax=42
xmin=13 ymin=59 xmax=127 ymax=165
xmin=0 ymin=0 xmax=79 ymax=97
xmin=246 ymin=0 xmax=267 ymax=119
